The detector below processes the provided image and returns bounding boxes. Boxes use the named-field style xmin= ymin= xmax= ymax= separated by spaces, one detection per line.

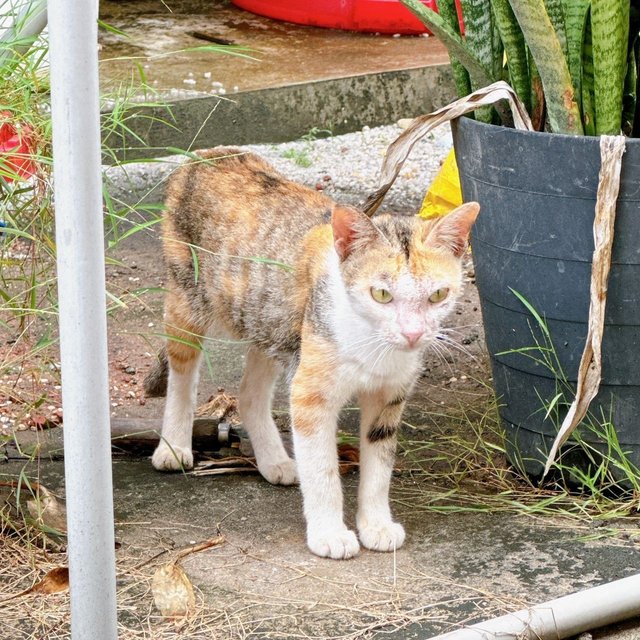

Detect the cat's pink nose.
xmin=402 ymin=330 xmax=424 ymax=347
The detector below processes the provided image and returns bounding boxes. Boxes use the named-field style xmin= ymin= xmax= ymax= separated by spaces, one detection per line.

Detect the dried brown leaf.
xmin=151 ymin=562 xmax=196 ymax=619
xmin=362 ymin=81 xmax=533 ymax=216
xmin=544 ymin=135 xmax=627 ymax=474
xmin=2 ymin=566 xmax=70 ymax=602
xmin=195 ymin=388 xmax=238 ymax=421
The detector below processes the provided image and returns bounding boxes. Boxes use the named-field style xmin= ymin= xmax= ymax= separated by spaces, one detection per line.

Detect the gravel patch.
xmin=104 ymin=121 xmax=453 ymax=215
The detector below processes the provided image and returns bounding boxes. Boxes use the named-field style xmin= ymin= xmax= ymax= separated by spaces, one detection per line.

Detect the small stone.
xmin=17 ymin=423 xmax=28 ymax=431
xmin=203 ymin=71 xmax=212 ymax=79
xmin=124 ymin=366 xmax=136 ymax=375
xmin=323 ymin=175 xmax=331 ymax=182
xmin=127 ymin=391 xmax=136 ymax=399
xmin=315 ymin=183 xmax=325 ymax=191
xmin=139 ymin=398 xmax=146 ymax=406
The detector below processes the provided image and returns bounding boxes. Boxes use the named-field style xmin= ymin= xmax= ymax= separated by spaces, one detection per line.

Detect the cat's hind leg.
xmin=356 ymin=390 xmax=406 ymax=552
xmin=152 ymin=291 xmax=207 ymax=471
xmin=238 ymin=346 xmax=297 ymax=485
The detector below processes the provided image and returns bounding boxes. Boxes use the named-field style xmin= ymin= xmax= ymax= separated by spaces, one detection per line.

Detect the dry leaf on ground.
xmin=151 ymin=562 xmax=196 ymax=620
xmin=2 ymin=566 xmax=70 ymax=602
xmin=195 ymin=388 xmax=239 ymax=422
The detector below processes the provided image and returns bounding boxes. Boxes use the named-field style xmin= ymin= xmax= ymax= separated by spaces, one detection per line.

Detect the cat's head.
xmin=331 ymin=202 xmax=480 ymax=351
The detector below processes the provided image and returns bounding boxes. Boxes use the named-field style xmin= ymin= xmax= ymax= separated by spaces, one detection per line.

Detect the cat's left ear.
xmin=332 ymin=205 xmax=381 ymax=261
xmin=423 ymin=201 xmax=480 ymax=257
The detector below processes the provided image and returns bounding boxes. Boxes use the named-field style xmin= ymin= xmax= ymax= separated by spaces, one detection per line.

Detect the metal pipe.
xmin=48 ymin=0 xmax=118 ymax=638
xmin=427 ymin=573 xmax=640 ymax=640
xmin=0 ymin=0 xmax=48 ymax=67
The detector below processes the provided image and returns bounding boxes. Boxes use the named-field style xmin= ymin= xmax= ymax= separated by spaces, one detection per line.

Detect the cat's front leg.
xmin=291 ymin=352 xmax=358 ymax=559
xmin=356 ymin=390 xmax=406 ymax=552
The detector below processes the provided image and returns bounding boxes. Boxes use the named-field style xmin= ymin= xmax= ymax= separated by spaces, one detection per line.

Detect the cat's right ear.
xmin=331 ymin=205 xmax=379 ymax=261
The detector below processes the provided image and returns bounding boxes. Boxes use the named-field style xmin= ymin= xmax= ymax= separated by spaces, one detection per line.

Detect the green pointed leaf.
xmin=492 ymin=0 xmax=531 ymax=112
xmin=460 ymin=0 xmax=500 ymax=121
xmin=508 ymin=0 xmax=584 ymax=134
xmin=591 ymin=0 xmax=630 ymax=135
xmin=401 ymin=0 xmax=494 ymax=89
xmin=436 ymin=0 xmax=472 ymax=97
xmin=562 ymin=0 xmax=591 ymax=113
xmin=543 ymin=0 xmax=568 ymax=57
xmin=582 ymin=10 xmax=596 ymax=135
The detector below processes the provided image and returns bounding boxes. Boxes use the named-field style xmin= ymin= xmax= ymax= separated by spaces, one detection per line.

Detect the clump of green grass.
xmin=395 ymin=292 xmax=640 ymax=541
xmin=280 ymin=126 xmax=332 ymax=167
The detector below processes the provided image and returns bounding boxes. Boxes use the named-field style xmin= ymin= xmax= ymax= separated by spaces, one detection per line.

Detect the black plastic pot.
xmin=451 ymin=116 xmax=640 ymax=476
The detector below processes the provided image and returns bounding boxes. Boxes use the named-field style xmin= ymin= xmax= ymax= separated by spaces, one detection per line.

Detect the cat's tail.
xmin=143 ymin=347 xmax=169 ymax=397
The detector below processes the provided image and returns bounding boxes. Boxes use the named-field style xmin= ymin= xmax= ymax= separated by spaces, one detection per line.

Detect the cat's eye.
xmin=429 ymin=288 xmax=449 ymax=303
xmin=370 ymin=287 xmax=393 ymax=304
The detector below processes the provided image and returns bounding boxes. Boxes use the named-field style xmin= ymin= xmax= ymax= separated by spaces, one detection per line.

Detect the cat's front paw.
xmin=357 ymin=519 xmax=405 ymax=552
xmin=152 ymin=442 xmax=194 ymax=471
xmin=258 ymin=458 xmax=298 ymax=485
xmin=307 ymin=528 xmax=360 ymax=560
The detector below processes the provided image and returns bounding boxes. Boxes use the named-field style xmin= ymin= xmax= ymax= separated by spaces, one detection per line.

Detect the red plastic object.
xmin=0 ymin=111 xmax=36 ymax=182
xmin=231 ymin=0 xmax=464 ymax=35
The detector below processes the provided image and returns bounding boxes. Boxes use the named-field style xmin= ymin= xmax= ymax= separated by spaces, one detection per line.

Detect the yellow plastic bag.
xmin=418 ymin=148 xmax=462 ymax=219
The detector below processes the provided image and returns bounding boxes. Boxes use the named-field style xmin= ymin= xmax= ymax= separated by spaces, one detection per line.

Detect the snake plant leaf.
xmin=582 ymin=9 xmax=596 ymax=136
xmin=622 ymin=44 xmax=637 ymax=136
xmin=561 ymin=0 xmax=591 ymax=113
xmin=543 ymin=0 xmax=568 ymax=58
xmin=436 ymin=0 xmax=472 ymax=98
xmin=508 ymin=0 xmax=584 ymax=134
xmin=491 ymin=5 xmax=505 ymax=82
xmin=400 ymin=0 xmax=494 ymax=90
xmin=591 ymin=0 xmax=630 ymax=135
xmin=459 ymin=0 xmax=500 ymax=122
xmin=492 ymin=0 xmax=531 ymax=112
xmin=529 ymin=52 xmax=546 ymax=131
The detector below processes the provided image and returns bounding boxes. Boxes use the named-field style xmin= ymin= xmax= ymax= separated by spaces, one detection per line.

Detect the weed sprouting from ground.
xmin=394 ymin=291 xmax=640 ymax=540
xmin=396 ymin=397 xmax=640 ymax=537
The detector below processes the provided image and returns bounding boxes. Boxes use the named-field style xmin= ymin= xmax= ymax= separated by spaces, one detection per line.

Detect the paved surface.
xmin=98 ymin=0 xmax=449 ymax=98
xmin=3 ymin=448 xmax=640 ymax=638
xmin=97 ymin=0 xmax=456 ymax=158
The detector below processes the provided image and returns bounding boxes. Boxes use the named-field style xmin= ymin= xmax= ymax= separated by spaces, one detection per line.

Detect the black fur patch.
xmin=321 ymin=208 xmax=332 ymax=223
xmin=257 ymin=170 xmax=284 ymax=191
xmin=388 ymin=393 xmax=406 ymax=407
xmin=395 ymin=223 xmax=413 ymax=260
xmin=368 ymin=422 xmax=397 ymax=443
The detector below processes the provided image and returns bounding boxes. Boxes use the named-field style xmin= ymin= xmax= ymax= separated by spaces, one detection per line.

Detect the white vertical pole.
xmin=48 ymin=1 xmax=118 ymax=638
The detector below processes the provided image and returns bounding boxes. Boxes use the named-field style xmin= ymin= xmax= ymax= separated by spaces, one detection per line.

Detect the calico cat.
xmin=144 ymin=147 xmax=479 ymax=560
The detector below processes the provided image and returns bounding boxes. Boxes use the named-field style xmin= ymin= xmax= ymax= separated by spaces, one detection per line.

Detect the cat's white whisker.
xmin=436 ymin=333 xmax=478 ymax=362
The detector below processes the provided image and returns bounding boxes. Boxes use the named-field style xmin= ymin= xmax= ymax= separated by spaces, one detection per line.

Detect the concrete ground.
xmin=97 ymin=0 xmax=456 ymax=157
